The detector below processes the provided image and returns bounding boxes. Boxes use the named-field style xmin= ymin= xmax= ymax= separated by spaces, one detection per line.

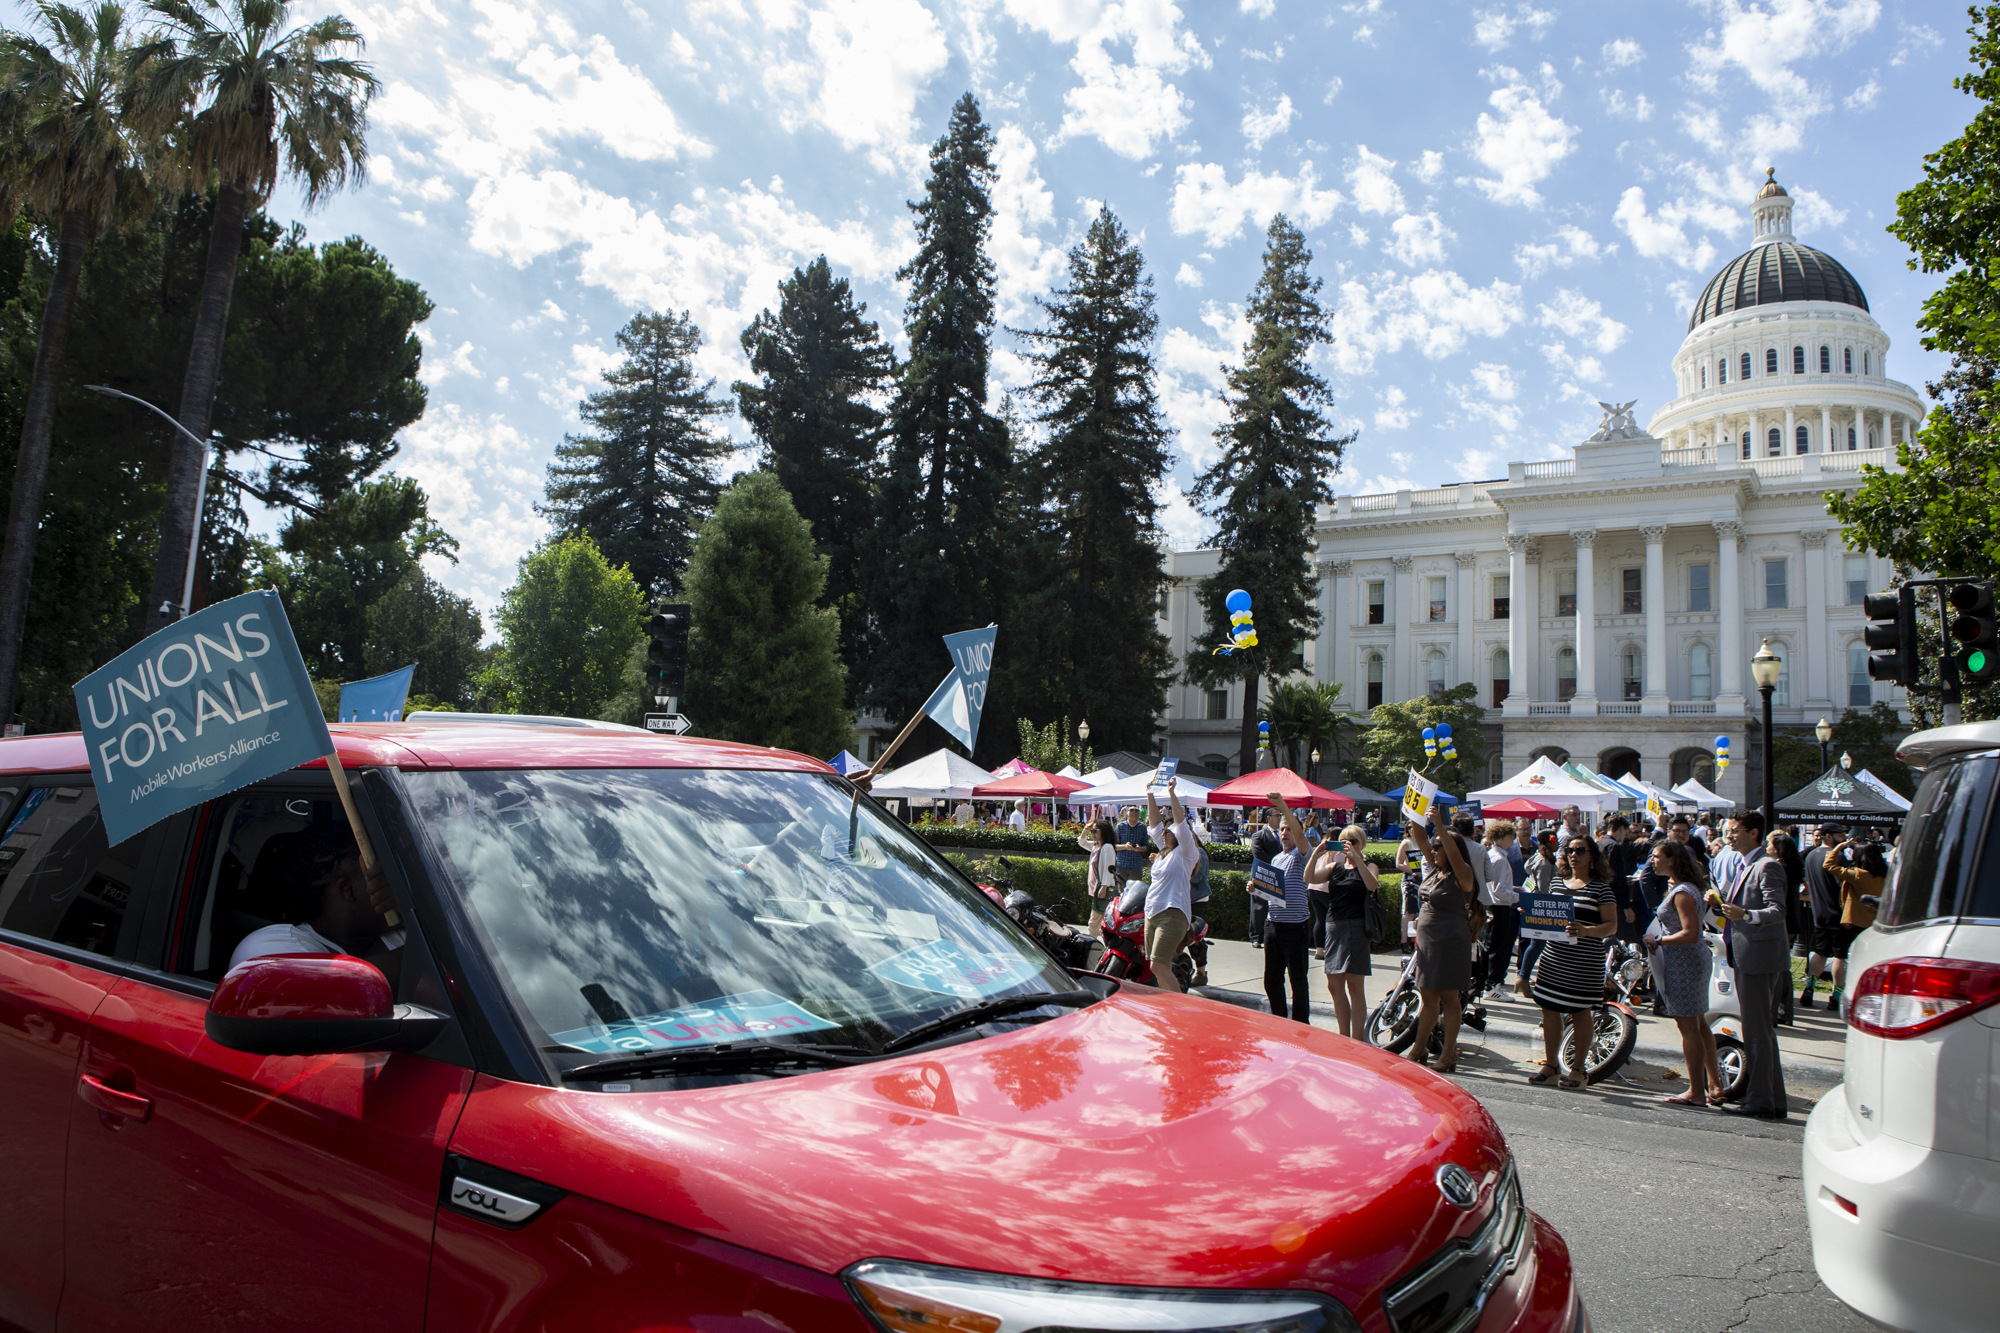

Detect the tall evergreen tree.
xmin=734 ymin=256 xmax=892 ymax=683
xmin=1185 ymin=214 xmax=1352 ymax=775
xmin=541 ymin=309 xmax=728 ymax=599
xmin=862 ymin=92 xmax=1012 ymax=735
xmin=1010 ymin=206 xmax=1175 ymax=752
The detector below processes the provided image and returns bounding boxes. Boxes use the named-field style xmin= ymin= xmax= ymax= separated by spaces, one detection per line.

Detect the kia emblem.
xmin=1436 ymin=1163 xmax=1478 ymax=1210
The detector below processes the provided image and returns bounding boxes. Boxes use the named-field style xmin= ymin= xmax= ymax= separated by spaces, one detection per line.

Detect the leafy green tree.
xmin=1260 ymin=680 xmax=1352 ymax=778
xmin=494 ymin=534 xmax=645 ymax=718
xmin=1826 ymin=702 xmax=1917 ymax=794
xmin=1341 ymin=685 xmax=1487 ymax=797
xmin=1008 ymin=207 xmax=1175 ymax=752
xmin=542 ymin=309 xmax=729 ymax=599
xmin=735 ymin=256 xmax=893 ymax=681
xmin=1184 ymin=215 xmax=1353 ymax=773
xmin=1014 ymin=716 xmax=1095 ymax=775
xmin=363 ymin=566 xmax=483 ymax=709
xmin=862 ymin=92 xmax=1013 ymax=729
xmin=683 ymin=472 xmax=851 ymax=756
xmin=0 ymin=0 xmax=151 ymax=731
xmin=131 ymin=0 xmax=378 ymax=635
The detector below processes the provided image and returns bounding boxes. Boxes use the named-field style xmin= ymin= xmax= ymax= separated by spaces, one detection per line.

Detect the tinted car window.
xmin=1882 ymin=753 xmax=1998 ymax=927
xmin=0 ymin=785 xmax=137 ymax=956
xmin=403 ymin=768 xmax=1072 ymax=1074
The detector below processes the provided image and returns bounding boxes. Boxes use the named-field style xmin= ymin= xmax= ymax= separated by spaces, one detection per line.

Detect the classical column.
xmin=1454 ymin=551 xmax=1477 ymax=694
xmin=1748 ymin=408 xmax=1760 ymax=459
xmin=1324 ymin=559 xmax=1351 ymax=702
xmin=1641 ymin=524 xmax=1669 ymax=713
xmin=1784 ymin=406 xmax=1797 ymax=455
xmin=1820 ymin=404 xmax=1832 ymax=455
xmin=1803 ymin=529 xmax=1830 ymax=708
xmin=1391 ymin=555 xmax=1412 ymax=703
xmin=1571 ymin=528 xmax=1598 ymax=712
xmin=1855 ymin=404 xmax=1866 ymax=450
xmin=1505 ymin=533 xmax=1531 ymax=715
xmin=1713 ymin=413 xmax=1726 ymax=459
xmin=1715 ymin=519 xmax=1745 ymax=709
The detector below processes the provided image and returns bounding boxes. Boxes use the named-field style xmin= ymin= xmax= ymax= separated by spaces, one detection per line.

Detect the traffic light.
xmin=1864 ymin=588 xmax=1917 ymax=686
xmin=1949 ymin=582 xmax=1999 ymax=681
xmin=646 ymin=604 xmax=690 ymax=702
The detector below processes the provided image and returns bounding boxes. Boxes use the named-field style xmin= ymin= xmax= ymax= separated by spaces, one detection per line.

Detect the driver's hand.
xmin=362 ymin=862 xmax=398 ymax=922
xmin=850 ymin=772 xmax=874 ymax=793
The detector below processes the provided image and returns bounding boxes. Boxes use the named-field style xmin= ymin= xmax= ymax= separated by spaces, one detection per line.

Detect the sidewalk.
xmin=1191 ymin=937 xmax=1847 ymax=1090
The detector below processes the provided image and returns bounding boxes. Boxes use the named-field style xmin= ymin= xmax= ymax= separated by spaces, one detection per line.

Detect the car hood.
xmin=449 ymin=989 xmax=1509 ymax=1305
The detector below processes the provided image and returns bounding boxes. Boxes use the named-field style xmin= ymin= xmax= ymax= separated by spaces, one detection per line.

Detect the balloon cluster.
xmin=1258 ymin=720 xmax=1271 ymax=750
xmin=1714 ymin=734 xmax=1730 ymax=773
xmin=1216 ymin=588 xmax=1257 ymax=654
xmin=1422 ymin=723 xmax=1457 ymax=762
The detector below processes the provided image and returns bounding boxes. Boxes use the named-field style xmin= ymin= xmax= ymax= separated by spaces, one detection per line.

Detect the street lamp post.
xmin=1840 ymin=751 xmax=1853 ymax=771
xmin=1751 ymin=639 xmax=1782 ymax=831
xmin=1816 ymin=716 xmax=1833 ymax=772
xmin=87 ymin=386 xmax=210 ymax=619
xmin=1310 ymin=747 xmax=1321 ymax=785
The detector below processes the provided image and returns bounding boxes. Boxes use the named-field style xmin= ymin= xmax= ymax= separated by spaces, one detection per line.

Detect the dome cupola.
xmin=1687 ymin=168 xmax=1868 ymax=331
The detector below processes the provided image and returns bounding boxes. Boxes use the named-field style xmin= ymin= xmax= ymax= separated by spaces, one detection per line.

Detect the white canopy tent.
xmin=869 ymin=748 xmax=999 ymax=802
xmin=1853 ymin=769 xmax=1913 ymax=812
xmin=1670 ymin=778 xmax=1734 ymax=809
xmin=1070 ymin=770 xmax=1218 ymax=809
xmin=1467 ymin=756 xmax=1621 ymax=812
xmin=1076 ymin=766 xmax=1129 ymax=787
xmin=1055 ymin=765 xmax=1081 ymax=778
xmin=1633 ymin=779 xmax=1695 ymax=811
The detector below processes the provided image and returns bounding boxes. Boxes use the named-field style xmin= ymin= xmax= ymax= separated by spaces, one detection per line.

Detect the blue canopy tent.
xmin=827 ymin=750 xmax=868 ymax=775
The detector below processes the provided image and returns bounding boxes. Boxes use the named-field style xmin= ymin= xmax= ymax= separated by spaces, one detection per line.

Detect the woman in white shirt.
xmin=1076 ymin=817 xmax=1119 ymax=933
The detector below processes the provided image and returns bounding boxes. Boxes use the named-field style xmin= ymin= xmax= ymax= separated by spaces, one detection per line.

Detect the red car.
xmin=0 ymin=721 xmax=1584 ymax=1332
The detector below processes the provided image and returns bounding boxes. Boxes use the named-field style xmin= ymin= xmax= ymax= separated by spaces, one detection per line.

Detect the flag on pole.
xmin=339 ymin=665 xmax=416 ymax=722
xmin=918 ymin=625 xmax=998 ymax=752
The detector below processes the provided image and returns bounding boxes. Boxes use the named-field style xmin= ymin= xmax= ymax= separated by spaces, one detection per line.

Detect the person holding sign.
xmin=1403 ymin=806 xmax=1478 ymax=1071
xmin=1142 ymin=780 xmax=1194 ymax=992
xmin=1526 ymin=837 xmax=1619 ymax=1089
xmin=1255 ymin=794 xmax=1314 ymax=1023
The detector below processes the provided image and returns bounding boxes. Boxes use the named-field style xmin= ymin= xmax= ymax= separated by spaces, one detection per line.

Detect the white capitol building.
xmin=1159 ymin=172 xmax=1925 ymax=806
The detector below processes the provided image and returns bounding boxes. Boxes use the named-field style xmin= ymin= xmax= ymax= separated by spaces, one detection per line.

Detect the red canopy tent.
xmin=970 ymin=770 xmax=1094 ymax=800
xmin=1202 ymin=767 xmax=1354 ymax=810
xmin=1478 ymin=797 xmax=1561 ymax=818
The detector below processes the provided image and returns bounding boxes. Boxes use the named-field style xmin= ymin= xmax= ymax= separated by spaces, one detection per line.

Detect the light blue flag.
xmin=340 ymin=665 xmax=416 ymax=722
xmin=73 ymin=589 xmax=334 ymax=846
xmin=918 ymin=624 xmax=998 ymax=753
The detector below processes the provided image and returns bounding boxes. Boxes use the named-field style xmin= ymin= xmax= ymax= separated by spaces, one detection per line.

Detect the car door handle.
xmin=78 ymin=1074 xmax=153 ymax=1123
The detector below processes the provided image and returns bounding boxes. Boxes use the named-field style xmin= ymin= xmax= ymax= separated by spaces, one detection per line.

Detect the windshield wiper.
xmin=561 ymin=1041 xmax=879 ymax=1083
xmin=879 ymin=990 xmax=1097 ymax=1055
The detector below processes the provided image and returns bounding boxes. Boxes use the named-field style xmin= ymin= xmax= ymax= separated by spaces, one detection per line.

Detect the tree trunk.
xmin=146 ymin=182 xmax=249 ymax=635
xmin=1238 ymin=670 xmax=1261 ymax=775
xmin=0 ymin=210 xmax=90 ymax=732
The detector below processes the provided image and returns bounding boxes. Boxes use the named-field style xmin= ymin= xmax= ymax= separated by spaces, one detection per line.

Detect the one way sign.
xmin=644 ymin=712 xmax=692 ymax=735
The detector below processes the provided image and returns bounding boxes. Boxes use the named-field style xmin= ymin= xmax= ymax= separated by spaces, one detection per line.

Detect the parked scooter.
xmin=1094 ymin=879 xmax=1208 ymax=989
xmin=1703 ymin=928 xmax=1750 ymax=1100
xmin=1002 ymin=887 xmax=1095 ymax=969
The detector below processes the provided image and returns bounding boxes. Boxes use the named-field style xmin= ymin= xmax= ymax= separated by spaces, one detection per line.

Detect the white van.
xmin=1803 ymin=722 xmax=2000 ymax=1331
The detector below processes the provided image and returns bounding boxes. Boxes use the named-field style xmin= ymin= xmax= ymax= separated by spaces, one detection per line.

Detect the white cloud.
xmin=393 ymin=401 xmax=546 ymax=611
xmin=1472 ymin=5 xmax=1555 ymax=51
xmin=763 ymin=0 xmax=950 ymax=172
xmin=1175 ymin=261 xmax=1204 ymax=287
xmin=1602 ymin=89 xmax=1653 ymax=120
xmin=1845 ymin=77 xmax=1881 ymax=109
xmin=1384 ymin=212 xmax=1453 ymax=266
xmin=1375 ymin=385 xmax=1415 ymax=429
xmin=1466 ymin=72 xmax=1576 ymax=206
xmin=1239 ymin=0 xmax=1275 ymax=15
xmin=1413 ymin=150 xmax=1445 ymax=182
xmin=1157 ymin=303 xmax=1251 ymax=473
xmin=1014 ymin=0 xmax=1211 ymax=160
xmin=418 ymin=329 xmax=483 ymax=386
xmin=1686 ymin=0 xmax=1882 ymax=154
xmin=1612 ymin=185 xmax=1719 ymax=271
xmin=1458 ymin=363 xmax=1522 ymax=432
xmin=1242 ymin=94 xmax=1297 ymax=148
xmin=1602 ymin=38 xmax=1643 ymax=67
xmin=989 ymin=124 xmax=1065 ymax=322
xmin=1329 ymin=269 xmax=1525 ymax=374
xmin=1536 ymin=288 xmax=1628 ymax=354
xmin=1346 ymin=145 xmax=1404 ymax=215
xmin=1324 ymin=76 xmax=1343 ymax=102
xmin=1513 ymin=224 xmax=1603 ymax=277
xmin=1169 ymin=161 xmax=1343 ymax=245
xmin=1469 ymin=362 xmax=1516 ymax=400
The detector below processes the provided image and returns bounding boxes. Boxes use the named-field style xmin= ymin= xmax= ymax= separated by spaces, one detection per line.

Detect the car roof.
xmin=1898 ymin=721 xmax=2000 ymax=771
xmin=0 ymin=721 xmax=836 ymax=777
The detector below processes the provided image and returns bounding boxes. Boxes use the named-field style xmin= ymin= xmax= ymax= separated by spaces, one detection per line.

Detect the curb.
xmin=1189 ymin=986 xmax=1849 ymax=1084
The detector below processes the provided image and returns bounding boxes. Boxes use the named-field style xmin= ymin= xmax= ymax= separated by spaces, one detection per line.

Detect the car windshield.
xmin=401 ymin=768 xmax=1075 ymax=1079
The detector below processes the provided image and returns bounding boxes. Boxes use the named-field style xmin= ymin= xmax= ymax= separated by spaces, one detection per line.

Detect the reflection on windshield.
xmin=403 ymin=768 xmax=1072 ymax=1073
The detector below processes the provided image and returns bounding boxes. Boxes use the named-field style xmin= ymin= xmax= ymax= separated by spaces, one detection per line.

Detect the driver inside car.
xmin=228 ymin=828 xmax=405 ymax=972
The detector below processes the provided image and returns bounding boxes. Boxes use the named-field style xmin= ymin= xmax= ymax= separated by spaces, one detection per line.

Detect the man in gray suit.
xmin=1717 ymin=810 xmax=1790 ymax=1119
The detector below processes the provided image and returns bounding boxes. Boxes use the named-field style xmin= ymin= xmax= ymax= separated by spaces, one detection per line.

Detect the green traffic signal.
xmin=1966 ymin=647 xmax=1996 ymax=679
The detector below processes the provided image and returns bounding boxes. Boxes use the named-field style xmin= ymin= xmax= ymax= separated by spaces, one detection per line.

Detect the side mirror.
xmin=205 ymin=953 xmax=448 ymax=1056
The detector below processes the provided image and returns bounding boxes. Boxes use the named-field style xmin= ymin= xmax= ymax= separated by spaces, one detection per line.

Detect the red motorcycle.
xmin=1094 ymin=881 xmax=1207 ymax=989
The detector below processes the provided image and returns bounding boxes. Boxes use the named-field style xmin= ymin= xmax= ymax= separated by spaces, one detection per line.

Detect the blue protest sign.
xmin=1519 ymin=891 xmax=1576 ymax=942
xmin=1248 ymin=858 xmax=1286 ymax=907
xmin=867 ymin=938 xmax=1040 ymax=998
xmin=339 ymin=665 xmax=415 ymax=722
xmin=1150 ymin=756 xmax=1179 ymax=791
xmin=918 ymin=624 xmax=998 ymax=753
xmin=73 ymin=590 xmax=334 ymax=846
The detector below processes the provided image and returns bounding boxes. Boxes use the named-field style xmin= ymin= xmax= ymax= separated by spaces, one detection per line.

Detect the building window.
xmin=1820 ymin=345 xmax=1831 ymax=373
xmin=1740 ymin=351 xmax=1751 ymax=380
xmin=1690 ymin=643 xmax=1712 ymax=701
xmin=1688 ymin=562 xmax=1711 ymax=612
xmin=1159 ymin=585 xmax=1170 ymax=617
xmin=1863 ymin=351 xmax=1871 ymax=374
xmin=1847 ymin=643 xmax=1870 ymax=707
xmin=1493 ymin=573 xmax=1510 ymax=619
xmin=1765 ymin=558 xmax=1788 ymax=609
xmin=1767 ymin=426 xmax=1782 ymax=457
xmin=1493 ymin=648 xmax=1511 ymax=706
xmin=1774 ymin=643 xmax=1791 ymax=707
xmin=1845 ymin=554 xmax=1868 ymax=606
xmin=1796 ymin=423 xmax=1810 ymax=454
xmin=1428 ymin=576 xmax=1448 ymax=622
xmin=1426 ymin=650 xmax=1447 ymax=699
xmin=1741 ymin=431 xmax=1752 ymax=460
xmin=1717 ymin=358 xmax=1728 ymax=385
xmin=1366 ymin=653 xmax=1383 ymax=708
xmin=1366 ymin=580 xmax=1385 ymax=624
xmin=1844 ymin=347 xmax=1854 ymax=374
xmin=1700 ymin=363 xmax=1708 ymax=389
xmin=1557 ymin=647 xmax=1577 ymax=701
xmin=1847 ymin=426 xmax=1856 ymax=450
xmin=1766 ymin=347 xmax=1778 ymax=375
xmin=1621 ymin=567 xmax=1642 ymax=614
xmin=1206 ymin=688 xmax=1228 ymax=720
xmin=1622 ymin=646 xmax=1642 ymax=700
xmin=1792 ymin=345 xmax=1806 ymax=374
xmin=1557 ymin=569 xmax=1577 ymax=616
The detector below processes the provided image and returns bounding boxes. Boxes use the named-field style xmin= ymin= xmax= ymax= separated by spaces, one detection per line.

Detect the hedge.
xmin=944 ymin=852 xmax=1404 ymax=950
xmin=918 ymin=824 xmax=1398 ymax=872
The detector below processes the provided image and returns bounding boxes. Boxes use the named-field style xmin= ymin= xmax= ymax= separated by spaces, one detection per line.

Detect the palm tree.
xmin=131 ymin=0 xmax=376 ymax=633
xmin=1261 ymin=680 xmax=1350 ymax=778
xmin=0 ymin=2 xmax=149 ymax=730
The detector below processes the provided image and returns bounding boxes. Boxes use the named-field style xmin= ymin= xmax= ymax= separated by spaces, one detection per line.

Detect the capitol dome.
xmin=1687 ymin=240 xmax=1868 ymax=331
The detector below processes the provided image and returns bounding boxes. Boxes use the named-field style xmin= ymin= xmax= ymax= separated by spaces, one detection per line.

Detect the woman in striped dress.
xmin=1527 ymin=836 xmax=1619 ymax=1089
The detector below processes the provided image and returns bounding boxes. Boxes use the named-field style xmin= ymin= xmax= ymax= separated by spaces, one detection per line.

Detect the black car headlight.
xmin=844 ymin=1260 xmax=1362 ymax=1333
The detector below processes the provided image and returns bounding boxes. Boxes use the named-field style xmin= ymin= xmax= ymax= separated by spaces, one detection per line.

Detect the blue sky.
xmin=78 ymin=1 xmax=1981 ymax=618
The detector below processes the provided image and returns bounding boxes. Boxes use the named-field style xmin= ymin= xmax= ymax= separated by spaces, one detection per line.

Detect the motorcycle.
xmin=1094 ymin=879 xmax=1208 ymax=990
xmin=1364 ymin=935 xmax=1490 ymax=1057
xmin=1552 ymin=938 xmax=1641 ymax=1085
xmin=982 ymin=859 xmax=1095 ymax=970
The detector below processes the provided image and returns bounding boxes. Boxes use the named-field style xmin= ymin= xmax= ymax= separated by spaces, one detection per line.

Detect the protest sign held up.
xmin=1519 ymin=891 xmax=1577 ymax=942
xmin=1402 ymin=768 xmax=1440 ymax=827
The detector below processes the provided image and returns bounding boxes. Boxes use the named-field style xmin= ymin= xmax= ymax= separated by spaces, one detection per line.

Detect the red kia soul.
xmin=0 ymin=720 xmax=1584 ymax=1333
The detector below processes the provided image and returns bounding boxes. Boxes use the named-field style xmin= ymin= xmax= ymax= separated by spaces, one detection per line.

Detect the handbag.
xmin=1364 ymin=886 xmax=1390 ymax=947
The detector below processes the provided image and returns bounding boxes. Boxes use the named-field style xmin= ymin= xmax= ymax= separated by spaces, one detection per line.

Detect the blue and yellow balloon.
xmin=1714 ymin=734 xmax=1730 ymax=773
xmin=1215 ymin=588 xmax=1257 ymax=654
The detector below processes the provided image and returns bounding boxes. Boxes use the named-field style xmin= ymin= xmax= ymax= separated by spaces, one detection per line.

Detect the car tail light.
xmin=1847 ymin=957 xmax=2000 ymax=1039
